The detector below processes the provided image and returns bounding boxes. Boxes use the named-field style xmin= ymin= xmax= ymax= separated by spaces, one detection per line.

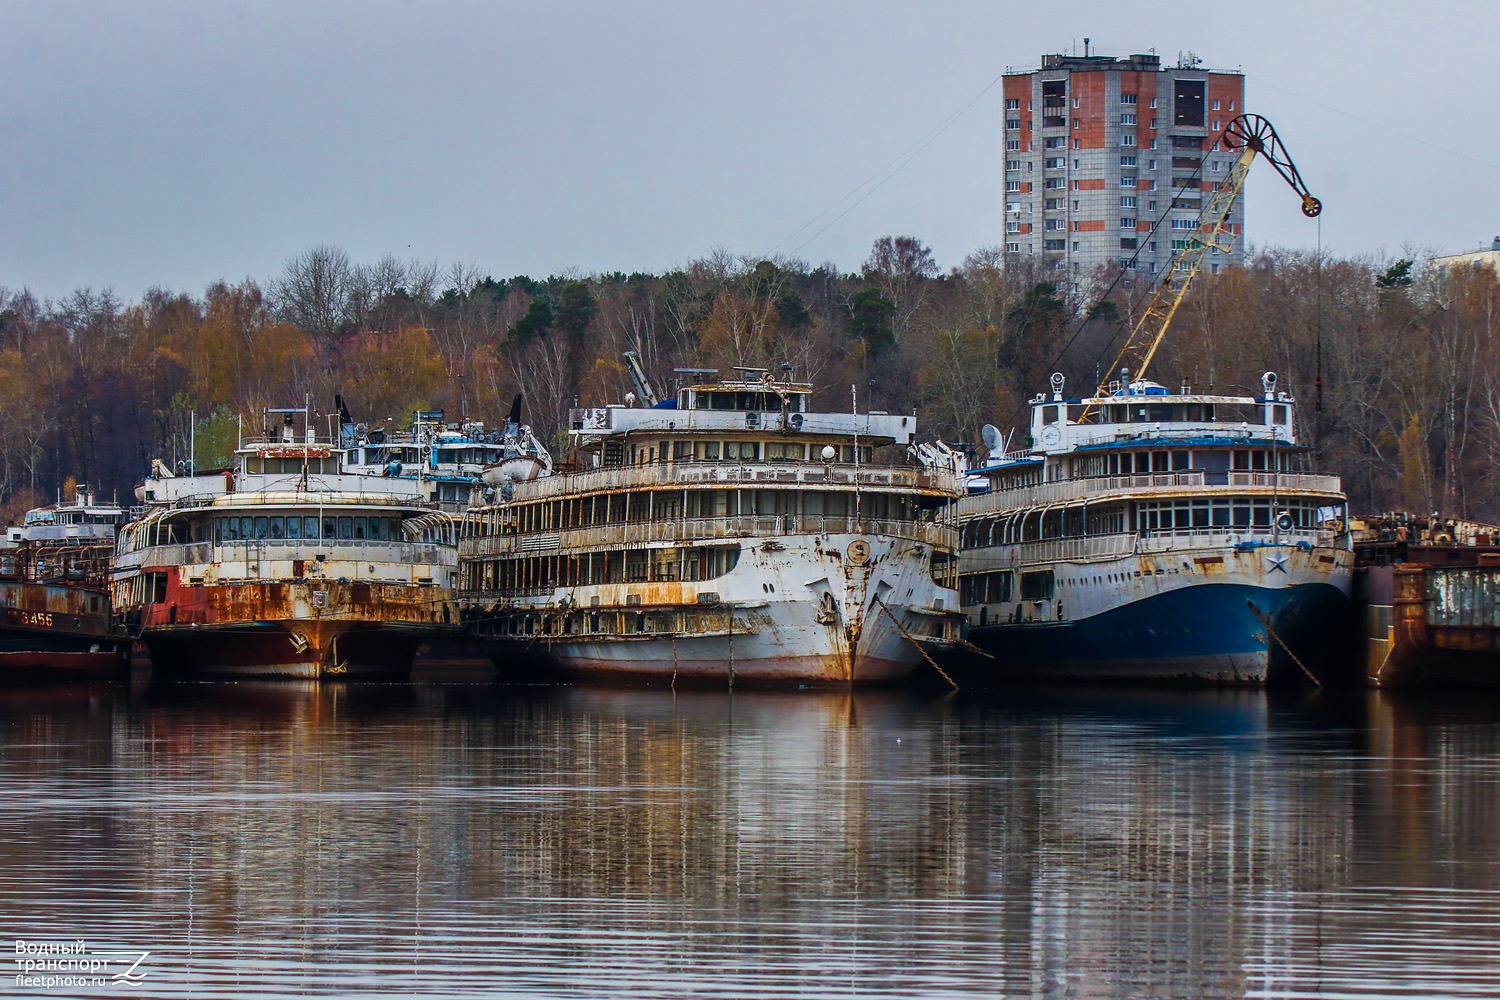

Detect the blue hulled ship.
xmin=955 ymin=371 xmax=1352 ymax=684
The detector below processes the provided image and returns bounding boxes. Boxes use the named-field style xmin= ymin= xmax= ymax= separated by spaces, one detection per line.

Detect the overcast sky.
xmin=3 ymin=0 xmax=1497 ymax=302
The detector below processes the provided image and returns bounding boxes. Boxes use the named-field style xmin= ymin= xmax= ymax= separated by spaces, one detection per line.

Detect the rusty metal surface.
xmin=1426 ymin=567 xmax=1500 ymax=628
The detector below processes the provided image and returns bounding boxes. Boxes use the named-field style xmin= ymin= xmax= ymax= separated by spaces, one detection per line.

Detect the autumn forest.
xmin=1 ymin=237 xmax=1496 ymax=522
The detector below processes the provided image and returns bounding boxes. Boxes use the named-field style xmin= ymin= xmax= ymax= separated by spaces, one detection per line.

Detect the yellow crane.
xmin=1078 ymin=114 xmax=1321 ymax=421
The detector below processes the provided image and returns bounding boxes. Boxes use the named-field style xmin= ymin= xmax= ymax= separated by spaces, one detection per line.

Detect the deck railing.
xmin=956 ymin=470 xmax=1343 ymax=514
xmin=462 ymin=513 xmax=958 ymax=558
xmin=509 ymin=461 xmax=960 ymax=500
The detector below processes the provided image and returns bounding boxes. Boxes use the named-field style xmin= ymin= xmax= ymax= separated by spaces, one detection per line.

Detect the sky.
xmin=3 ymin=0 xmax=1497 ymax=302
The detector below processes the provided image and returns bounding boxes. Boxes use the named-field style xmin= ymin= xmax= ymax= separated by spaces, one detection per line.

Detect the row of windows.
xmin=215 ymin=515 xmax=405 ymax=542
xmin=1003 ymin=97 xmax=1235 ymax=113
xmin=628 ymin=441 xmax=873 ymax=465
xmin=470 ymin=489 xmax=924 ymax=535
xmin=466 ymin=545 xmax=741 ymax=591
xmin=961 ymin=493 xmax=1324 ymax=547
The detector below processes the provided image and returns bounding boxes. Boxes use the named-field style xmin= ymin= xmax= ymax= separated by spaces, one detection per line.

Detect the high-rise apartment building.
xmin=1002 ymin=49 xmax=1246 ymax=286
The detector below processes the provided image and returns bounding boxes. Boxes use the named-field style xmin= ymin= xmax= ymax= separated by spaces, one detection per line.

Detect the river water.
xmin=2 ymin=676 xmax=1499 ymax=998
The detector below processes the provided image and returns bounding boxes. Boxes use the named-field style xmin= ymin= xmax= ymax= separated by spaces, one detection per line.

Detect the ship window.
xmin=1253 ymin=504 xmax=1270 ymax=527
xmin=269 ymin=517 xmax=285 ymax=539
xmin=699 ymin=441 xmax=721 ymax=461
xmin=1020 ymin=570 xmax=1054 ymax=600
xmin=353 ymin=518 xmax=367 ymax=540
xmin=1119 ymin=453 xmax=1133 ymax=474
xmin=1233 ymin=504 xmax=1250 ymax=527
xmin=1152 ymin=451 xmax=1169 ymax=472
xmin=1042 ymin=405 xmax=1059 ymax=425
xmin=323 ymin=517 xmax=336 ymax=539
xmin=238 ymin=517 xmax=253 ymax=539
xmin=1172 ymin=451 xmax=1189 ymax=470
xmin=286 ymin=517 xmax=302 ymax=539
xmin=1212 ymin=504 xmax=1230 ymax=527
xmin=1233 ymin=450 xmax=1249 ymax=470
xmin=1252 ymin=451 xmax=1266 ymax=470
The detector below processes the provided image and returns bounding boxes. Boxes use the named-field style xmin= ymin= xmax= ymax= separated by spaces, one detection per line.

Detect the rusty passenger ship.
xmin=459 ymin=366 xmax=966 ymax=685
xmin=112 ymin=407 xmax=459 ymax=678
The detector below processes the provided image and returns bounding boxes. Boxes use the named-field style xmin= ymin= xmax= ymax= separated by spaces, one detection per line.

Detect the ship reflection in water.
xmin=2 ymin=679 xmax=1499 ymax=998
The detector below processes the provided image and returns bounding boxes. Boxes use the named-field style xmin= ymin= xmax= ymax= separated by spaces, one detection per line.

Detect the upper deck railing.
xmin=956 ymin=470 xmax=1343 ymax=516
xmin=461 ymin=513 xmax=958 ymax=559
xmin=506 ymin=461 xmax=961 ymax=502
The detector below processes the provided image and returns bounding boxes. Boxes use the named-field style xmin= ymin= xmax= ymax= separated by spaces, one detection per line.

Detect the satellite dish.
xmin=981 ymin=424 xmax=1003 ymax=453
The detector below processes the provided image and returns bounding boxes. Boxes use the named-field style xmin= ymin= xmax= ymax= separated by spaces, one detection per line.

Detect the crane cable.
xmin=994 ymin=144 xmax=1217 ymax=435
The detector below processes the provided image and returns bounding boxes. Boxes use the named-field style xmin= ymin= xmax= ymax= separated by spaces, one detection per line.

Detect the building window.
xmin=1211 ymin=182 xmax=1220 ymax=192
xmin=1006 ymin=118 xmax=1020 ymax=130
xmin=1120 ymin=196 xmax=1136 ymax=208
xmin=1120 ymin=218 xmax=1137 ymax=229
xmin=1045 ymin=198 xmax=1064 ymax=210
xmin=1174 ymin=79 xmax=1206 ymax=126
xmin=1149 ymin=97 xmax=1158 ymax=108
xmin=1044 ymin=177 xmax=1064 ymax=189
xmin=1229 ymin=99 xmax=1235 ymax=111
xmin=1147 ymin=179 xmax=1157 ymax=190
xmin=1071 ymin=221 xmax=1080 ymax=231
xmin=1006 ymin=180 xmax=1021 ymax=192
xmin=1148 ymin=138 xmax=1158 ymax=149
xmin=1120 ymin=258 xmax=1137 ymax=270
xmin=1121 ymin=175 xmax=1137 ymax=187
xmin=1149 ymin=118 xmax=1158 ymax=129
xmin=1147 ymin=200 xmax=1157 ymax=210
xmin=1172 ymin=239 xmax=1189 ymax=249
xmin=1072 ymin=200 xmax=1079 ymax=210
xmin=1120 ymin=155 xmax=1137 ymax=167
xmin=1006 ymin=221 xmax=1021 ymax=233
xmin=1149 ymin=241 xmax=1156 ymax=251
xmin=1006 ymin=139 xmax=1020 ymax=150
xmin=1148 ymin=159 xmax=1157 ymax=169
xmin=1006 ymin=158 xmax=1020 ymax=171
xmin=1073 ymin=158 xmax=1080 ymax=168
xmin=1171 ymin=219 xmax=1197 ymax=230
xmin=1072 ymin=97 xmax=1080 ymax=108
xmin=1005 ymin=199 xmax=1021 ymax=212
xmin=1044 ymin=136 xmax=1065 ymax=148
xmin=1148 ymin=261 xmax=1157 ymax=273
xmin=1045 ymin=219 xmax=1065 ymax=231
xmin=1121 ymin=93 xmax=1137 ymax=105
xmin=1212 ymin=120 xmax=1220 ymax=131
xmin=1120 ymin=134 xmax=1136 ymax=146
xmin=1072 ymin=241 xmax=1080 ymax=251
xmin=1212 ymin=98 xmax=1221 ymax=110
xmin=1044 ymin=157 xmax=1064 ymax=168
xmin=1073 ymin=118 xmax=1080 ymax=130
xmin=1005 ymin=98 xmax=1020 ymax=110
xmin=1121 ymin=237 xmax=1137 ymax=249
xmin=1120 ymin=113 xmax=1136 ymax=126
xmin=1073 ymin=139 xmax=1080 ymax=149
xmin=1006 ymin=241 xmax=1020 ymax=252
xmin=1044 ymin=239 xmax=1065 ymax=251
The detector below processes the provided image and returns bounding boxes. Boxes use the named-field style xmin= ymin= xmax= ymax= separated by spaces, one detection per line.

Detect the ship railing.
xmin=956 ymin=470 xmax=1343 ymax=513
xmin=963 ymin=525 xmax=1342 ymax=564
xmin=112 ymin=538 xmax=454 ymax=570
xmin=510 ymin=460 xmax=961 ymax=499
xmin=461 ymin=514 xmax=958 ymax=558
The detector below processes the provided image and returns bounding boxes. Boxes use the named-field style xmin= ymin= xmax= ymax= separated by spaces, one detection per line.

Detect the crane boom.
xmin=1078 ymin=114 xmax=1320 ymax=419
xmin=621 ymin=350 xmax=659 ymax=408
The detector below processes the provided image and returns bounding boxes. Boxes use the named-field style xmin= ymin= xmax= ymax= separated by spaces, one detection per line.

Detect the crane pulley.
xmin=1077 ymin=114 xmax=1320 ymax=420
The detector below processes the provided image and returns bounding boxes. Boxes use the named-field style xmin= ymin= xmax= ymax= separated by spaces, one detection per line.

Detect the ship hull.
xmin=0 ymin=581 xmax=130 ymax=679
xmin=143 ymin=620 xmax=447 ymax=679
xmin=471 ymin=531 xmax=961 ymax=687
xmin=1363 ymin=563 xmax=1500 ymax=688
xmin=965 ymin=580 xmax=1349 ymax=684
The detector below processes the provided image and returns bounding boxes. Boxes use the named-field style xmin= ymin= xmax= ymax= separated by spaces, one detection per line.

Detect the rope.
xmin=875 ymin=597 xmax=958 ymax=689
xmin=1246 ymin=599 xmax=1322 ymax=687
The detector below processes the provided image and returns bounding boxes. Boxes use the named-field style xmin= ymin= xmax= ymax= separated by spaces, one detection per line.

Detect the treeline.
xmin=1 ymin=239 xmax=1497 ymax=520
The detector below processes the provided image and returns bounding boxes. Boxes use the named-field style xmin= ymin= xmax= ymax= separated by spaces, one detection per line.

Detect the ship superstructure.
xmin=956 ymin=372 xmax=1352 ymax=683
xmin=0 ymin=485 xmax=131 ymax=677
xmin=338 ymin=398 xmax=552 ymax=511
xmin=459 ymin=367 xmax=965 ymax=685
xmin=113 ymin=406 xmax=459 ymax=679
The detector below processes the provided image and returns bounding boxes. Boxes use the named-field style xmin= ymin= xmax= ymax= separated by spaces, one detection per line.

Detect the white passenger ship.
xmin=957 ymin=372 xmax=1352 ymax=684
xmin=458 ymin=368 xmax=965 ymax=685
xmin=113 ymin=407 xmax=460 ymax=679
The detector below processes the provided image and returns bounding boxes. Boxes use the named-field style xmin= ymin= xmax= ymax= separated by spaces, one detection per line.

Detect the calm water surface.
xmin=2 ymin=675 xmax=1500 ymax=998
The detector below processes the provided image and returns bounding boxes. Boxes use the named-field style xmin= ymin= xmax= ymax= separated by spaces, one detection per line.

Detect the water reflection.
xmin=0 ymin=678 xmax=1497 ymax=997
